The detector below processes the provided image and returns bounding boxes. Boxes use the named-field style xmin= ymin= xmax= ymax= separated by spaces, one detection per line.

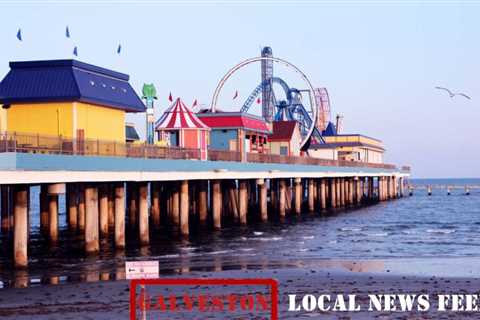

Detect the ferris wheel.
xmin=210 ymin=55 xmax=325 ymax=149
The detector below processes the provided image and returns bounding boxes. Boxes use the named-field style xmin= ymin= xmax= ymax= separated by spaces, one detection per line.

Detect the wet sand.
xmin=1 ymin=265 xmax=480 ymax=319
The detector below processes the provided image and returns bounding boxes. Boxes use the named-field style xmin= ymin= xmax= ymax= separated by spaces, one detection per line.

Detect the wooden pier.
xmin=0 ymin=135 xmax=410 ymax=269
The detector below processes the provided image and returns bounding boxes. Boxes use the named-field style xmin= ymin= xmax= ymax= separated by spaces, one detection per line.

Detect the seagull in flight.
xmin=435 ymin=86 xmax=471 ymax=100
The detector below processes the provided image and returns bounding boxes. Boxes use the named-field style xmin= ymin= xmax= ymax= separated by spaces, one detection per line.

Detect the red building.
xmin=155 ymin=98 xmax=210 ymax=160
xmin=268 ymin=121 xmax=302 ymax=156
xmin=196 ymin=111 xmax=271 ymax=154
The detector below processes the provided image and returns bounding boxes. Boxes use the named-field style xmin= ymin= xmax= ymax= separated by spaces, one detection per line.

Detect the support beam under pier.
xmin=212 ymin=180 xmax=222 ymax=229
xmin=85 ymin=185 xmax=99 ymax=253
xmin=180 ymin=180 xmax=189 ymax=236
xmin=13 ymin=185 xmax=29 ymax=268
xmin=114 ymin=183 xmax=125 ymax=249
xmin=294 ymin=178 xmax=302 ymax=215
xmin=138 ymin=182 xmax=149 ymax=245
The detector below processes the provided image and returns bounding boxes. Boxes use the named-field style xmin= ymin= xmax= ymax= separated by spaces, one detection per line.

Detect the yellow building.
xmin=309 ymin=123 xmax=385 ymax=163
xmin=0 ymin=60 xmax=145 ymax=143
xmin=0 ymin=107 xmax=6 ymax=133
xmin=323 ymin=134 xmax=384 ymax=163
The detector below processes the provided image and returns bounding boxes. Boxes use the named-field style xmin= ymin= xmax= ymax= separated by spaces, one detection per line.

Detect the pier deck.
xmin=0 ymin=152 xmax=408 ymax=184
xmin=0 ymin=143 xmax=410 ymax=270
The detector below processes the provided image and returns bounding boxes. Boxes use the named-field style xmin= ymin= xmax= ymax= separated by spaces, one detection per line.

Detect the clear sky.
xmin=0 ymin=1 xmax=478 ymax=178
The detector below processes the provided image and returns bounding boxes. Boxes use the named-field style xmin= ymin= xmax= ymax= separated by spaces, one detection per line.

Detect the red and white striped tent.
xmin=155 ymin=98 xmax=210 ymax=160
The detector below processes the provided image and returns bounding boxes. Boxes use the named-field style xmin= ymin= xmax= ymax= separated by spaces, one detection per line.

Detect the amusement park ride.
xmin=210 ymin=46 xmax=332 ymax=151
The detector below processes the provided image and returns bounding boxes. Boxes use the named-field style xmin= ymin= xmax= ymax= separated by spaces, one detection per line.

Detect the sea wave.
xmin=256 ymin=237 xmax=283 ymax=242
xmin=206 ymin=250 xmax=232 ymax=255
xmin=426 ymin=229 xmax=456 ymax=234
xmin=339 ymin=227 xmax=361 ymax=232
xmin=158 ymin=254 xmax=180 ymax=259
xmin=366 ymin=232 xmax=389 ymax=237
xmin=180 ymin=247 xmax=197 ymax=251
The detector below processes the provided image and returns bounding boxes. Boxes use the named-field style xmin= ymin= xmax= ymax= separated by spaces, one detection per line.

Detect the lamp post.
xmin=142 ymin=84 xmax=158 ymax=145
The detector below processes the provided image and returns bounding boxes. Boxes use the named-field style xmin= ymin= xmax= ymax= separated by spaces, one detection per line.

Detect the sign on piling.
xmin=126 ymin=261 xmax=159 ymax=279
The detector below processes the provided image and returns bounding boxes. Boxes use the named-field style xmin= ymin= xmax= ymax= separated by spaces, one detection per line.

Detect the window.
xmin=280 ymin=146 xmax=288 ymax=156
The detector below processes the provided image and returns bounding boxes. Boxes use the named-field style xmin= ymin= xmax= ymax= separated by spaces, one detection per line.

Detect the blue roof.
xmin=0 ymin=59 xmax=145 ymax=112
xmin=322 ymin=121 xmax=337 ymax=136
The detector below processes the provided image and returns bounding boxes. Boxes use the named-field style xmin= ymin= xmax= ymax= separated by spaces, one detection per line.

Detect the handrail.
xmin=0 ymin=131 xmax=409 ymax=171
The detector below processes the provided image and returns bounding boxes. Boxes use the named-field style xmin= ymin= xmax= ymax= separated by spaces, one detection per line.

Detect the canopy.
xmin=155 ymin=98 xmax=209 ymax=130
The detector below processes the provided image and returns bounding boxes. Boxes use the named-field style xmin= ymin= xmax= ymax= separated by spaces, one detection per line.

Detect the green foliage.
xmin=142 ymin=83 xmax=157 ymax=100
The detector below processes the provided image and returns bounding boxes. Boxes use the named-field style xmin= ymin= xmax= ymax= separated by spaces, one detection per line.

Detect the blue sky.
xmin=0 ymin=1 xmax=478 ymax=178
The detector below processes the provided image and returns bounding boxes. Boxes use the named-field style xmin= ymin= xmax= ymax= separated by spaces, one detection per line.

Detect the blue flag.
xmin=66 ymin=26 xmax=70 ymax=38
xmin=117 ymin=44 xmax=122 ymax=54
xmin=73 ymin=46 xmax=78 ymax=56
xmin=16 ymin=29 xmax=22 ymax=41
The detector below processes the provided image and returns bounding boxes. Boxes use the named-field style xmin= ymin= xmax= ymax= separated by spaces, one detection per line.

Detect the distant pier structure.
xmin=0 ymin=59 xmax=411 ymax=270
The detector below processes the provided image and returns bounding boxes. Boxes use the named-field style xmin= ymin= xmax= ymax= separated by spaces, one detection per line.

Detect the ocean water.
xmin=0 ymin=178 xmax=479 ymax=287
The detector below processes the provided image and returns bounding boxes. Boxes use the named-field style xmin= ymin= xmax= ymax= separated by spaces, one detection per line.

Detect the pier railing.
xmin=0 ymin=132 xmax=404 ymax=171
xmin=246 ymin=151 xmax=396 ymax=169
xmin=0 ymin=132 xmax=200 ymax=160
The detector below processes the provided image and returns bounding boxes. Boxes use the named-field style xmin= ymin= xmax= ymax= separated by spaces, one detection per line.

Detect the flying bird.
xmin=66 ymin=26 xmax=70 ymax=38
xmin=73 ymin=46 xmax=78 ymax=56
xmin=117 ymin=44 xmax=122 ymax=54
xmin=435 ymin=86 xmax=471 ymax=100
xmin=16 ymin=28 xmax=22 ymax=41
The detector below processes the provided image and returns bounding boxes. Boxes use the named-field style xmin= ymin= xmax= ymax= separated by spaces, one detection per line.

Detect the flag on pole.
xmin=168 ymin=92 xmax=173 ymax=102
xmin=65 ymin=26 xmax=70 ymax=38
xmin=233 ymin=90 xmax=238 ymax=100
xmin=16 ymin=29 xmax=22 ymax=41
xmin=117 ymin=44 xmax=122 ymax=54
xmin=256 ymin=97 xmax=261 ymax=104
xmin=73 ymin=46 xmax=78 ymax=56
xmin=192 ymin=99 xmax=198 ymax=108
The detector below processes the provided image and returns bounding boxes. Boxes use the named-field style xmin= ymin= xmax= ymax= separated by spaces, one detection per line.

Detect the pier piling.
xmin=212 ymin=180 xmax=222 ymax=229
xmin=77 ymin=184 xmax=86 ymax=232
xmin=151 ymin=182 xmax=161 ymax=228
xmin=138 ymin=182 xmax=149 ymax=245
xmin=99 ymin=184 xmax=109 ymax=237
xmin=40 ymin=185 xmax=49 ymax=234
xmin=1 ymin=186 xmax=10 ymax=234
xmin=294 ymin=178 xmax=302 ymax=215
xmin=180 ymin=180 xmax=189 ymax=236
xmin=114 ymin=183 xmax=125 ymax=249
xmin=308 ymin=179 xmax=315 ymax=212
xmin=108 ymin=186 xmax=115 ymax=228
xmin=279 ymin=179 xmax=287 ymax=217
xmin=67 ymin=184 xmax=78 ymax=231
xmin=171 ymin=182 xmax=180 ymax=226
xmin=198 ymin=180 xmax=208 ymax=224
xmin=330 ymin=178 xmax=336 ymax=208
xmin=258 ymin=179 xmax=268 ymax=221
xmin=85 ymin=185 xmax=99 ymax=253
xmin=13 ymin=185 xmax=28 ymax=268
xmin=47 ymin=192 xmax=59 ymax=243
xmin=239 ymin=180 xmax=248 ymax=224
xmin=319 ymin=179 xmax=327 ymax=211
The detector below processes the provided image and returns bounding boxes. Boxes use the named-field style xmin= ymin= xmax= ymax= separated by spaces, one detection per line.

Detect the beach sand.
xmin=0 ymin=263 xmax=479 ymax=319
